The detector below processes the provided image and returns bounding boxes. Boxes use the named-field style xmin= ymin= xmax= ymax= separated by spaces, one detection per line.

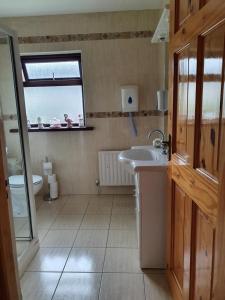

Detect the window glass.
xmin=24 ymin=86 xmax=84 ymax=124
xmin=25 ymin=61 xmax=80 ymax=79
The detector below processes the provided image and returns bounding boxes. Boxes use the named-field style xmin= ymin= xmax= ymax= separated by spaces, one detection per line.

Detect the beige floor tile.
xmin=39 ymin=197 xmax=66 ymax=210
xmin=65 ymin=195 xmax=91 ymax=203
xmin=110 ymin=214 xmax=136 ymax=230
xmin=99 ymin=273 xmax=145 ymax=300
xmin=14 ymin=217 xmax=29 ymax=236
xmin=37 ymin=209 xmax=58 ymax=219
xmin=144 ymin=273 xmax=172 ymax=300
xmin=41 ymin=229 xmax=77 ymax=247
xmin=16 ymin=222 xmax=31 ymax=238
xmin=107 ymin=230 xmax=138 ymax=248
xmin=53 ymin=273 xmax=101 ymax=300
xmin=112 ymin=197 xmax=136 ymax=214
xmin=103 ymin=248 xmax=141 ymax=273
xmin=51 ymin=214 xmax=83 ymax=229
xmin=16 ymin=241 xmax=30 ymax=257
xmin=37 ymin=213 xmax=56 ymax=230
xmin=74 ymin=230 xmax=108 ymax=248
xmin=81 ymin=214 xmax=111 ymax=229
xmin=112 ymin=206 xmax=136 ymax=214
xmin=60 ymin=202 xmax=88 ymax=214
xmin=113 ymin=197 xmax=135 ymax=208
xmin=64 ymin=248 xmax=105 ymax=272
xmin=21 ymin=272 xmax=61 ymax=300
xmin=38 ymin=229 xmax=49 ymax=242
xmin=27 ymin=247 xmax=70 ymax=272
xmin=86 ymin=199 xmax=113 ymax=214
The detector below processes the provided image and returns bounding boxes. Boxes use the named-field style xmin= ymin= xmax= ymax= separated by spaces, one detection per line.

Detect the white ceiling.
xmin=0 ymin=0 xmax=165 ymax=18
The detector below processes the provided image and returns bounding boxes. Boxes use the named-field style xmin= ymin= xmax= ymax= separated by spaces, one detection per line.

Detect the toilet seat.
xmin=9 ymin=175 xmax=42 ymax=188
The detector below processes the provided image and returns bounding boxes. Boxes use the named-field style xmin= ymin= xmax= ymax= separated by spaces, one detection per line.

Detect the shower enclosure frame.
xmin=0 ymin=24 xmax=39 ymax=274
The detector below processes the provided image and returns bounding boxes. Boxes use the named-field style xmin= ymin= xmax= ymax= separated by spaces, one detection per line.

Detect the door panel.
xmin=194 ymin=209 xmax=215 ymax=300
xmin=176 ymin=0 xmax=199 ymax=29
xmin=176 ymin=48 xmax=189 ymax=160
xmin=172 ymin=184 xmax=192 ymax=299
xmin=178 ymin=0 xmax=190 ymax=26
xmin=176 ymin=42 xmax=197 ymax=165
xmin=199 ymin=25 xmax=225 ymax=179
xmin=173 ymin=185 xmax=185 ymax=289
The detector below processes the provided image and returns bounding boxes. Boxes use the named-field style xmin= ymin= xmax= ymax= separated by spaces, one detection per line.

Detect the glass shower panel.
xmin=0 ymin=34 xmax=32 ymax=241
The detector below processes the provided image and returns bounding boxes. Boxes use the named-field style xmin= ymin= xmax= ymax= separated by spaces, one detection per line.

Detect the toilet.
xmin=9 ymin=175 xmax=43 ymax=217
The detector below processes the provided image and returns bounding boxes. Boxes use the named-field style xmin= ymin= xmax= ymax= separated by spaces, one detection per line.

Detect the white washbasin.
xmin=119 ymin=146 xmax=168 ymax=174
xmin=119 ymin=148 xmax=155 ymax=162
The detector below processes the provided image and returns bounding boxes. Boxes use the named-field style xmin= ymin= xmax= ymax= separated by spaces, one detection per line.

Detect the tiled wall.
xmin=0 ymin=10 xmax=167 ymax=195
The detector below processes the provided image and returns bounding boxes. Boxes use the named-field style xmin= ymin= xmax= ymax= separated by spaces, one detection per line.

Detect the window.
xmin=21 ymin=53 xmax=85 ymax=126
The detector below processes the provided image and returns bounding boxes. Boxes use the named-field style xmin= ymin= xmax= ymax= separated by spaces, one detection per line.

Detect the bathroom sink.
xmin=119 ymin=145 xmax=168 ymax=174
xmin=119 ymin=148 xmax=155 ymax=162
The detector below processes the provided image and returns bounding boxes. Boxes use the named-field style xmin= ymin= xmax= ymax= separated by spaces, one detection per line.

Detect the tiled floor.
xmin=21 ymin=194 xmax=172 ymax=300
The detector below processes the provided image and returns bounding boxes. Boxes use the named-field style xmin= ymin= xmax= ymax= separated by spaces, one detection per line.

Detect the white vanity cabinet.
xmin=134 ymin=167 xmax=167 ymax=269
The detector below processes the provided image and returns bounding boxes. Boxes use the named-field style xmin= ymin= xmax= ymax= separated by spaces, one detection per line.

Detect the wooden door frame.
xmin=0 ymin=121 xmax=21 ymax=300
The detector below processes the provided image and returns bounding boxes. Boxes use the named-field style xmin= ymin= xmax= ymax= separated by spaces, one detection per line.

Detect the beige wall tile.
xmin=0 ymin=10 xmax=167 ymax=195
xmin=0 ymin=10 xmax=161 ymax=36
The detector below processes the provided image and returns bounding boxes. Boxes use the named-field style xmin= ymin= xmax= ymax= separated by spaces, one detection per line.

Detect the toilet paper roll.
xmin=48 ymin=174 xmax=56 ymax=184
xmin=50 ymin=181 xmax=58 ymax=199
xmin=43 ymin=162 xmax=53 ymax=176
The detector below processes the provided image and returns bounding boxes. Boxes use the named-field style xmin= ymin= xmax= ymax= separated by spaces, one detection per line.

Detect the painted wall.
xmin=0 ymin=10 xmax=167 ymax=194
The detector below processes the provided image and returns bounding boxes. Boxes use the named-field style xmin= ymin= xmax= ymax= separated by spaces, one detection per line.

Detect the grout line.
xmin=50 ymin=197 xmax=89 ymax=300
xmin=24 ymin=195 xmax=139 ymax=299
xmin=97 ymin=196 xmax=114 ymax=300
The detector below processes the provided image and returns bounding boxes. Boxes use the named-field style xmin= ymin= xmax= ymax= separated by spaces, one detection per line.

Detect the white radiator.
xmin=98 ymin=151 xmax=134 ymax=186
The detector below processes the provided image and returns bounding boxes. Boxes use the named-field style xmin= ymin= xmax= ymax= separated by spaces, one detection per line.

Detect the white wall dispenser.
xmin=121 ymin=85 xmax=139 ymax=136
xmin=157 ymin=90 xmax=168 ymax=112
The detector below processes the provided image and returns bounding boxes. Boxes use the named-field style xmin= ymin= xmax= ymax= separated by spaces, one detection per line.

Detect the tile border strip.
xmin=86 ymin=110 xmax=166 ymax=118
xmin=18 ymin=30 xmax=153 ymax=44
xmin=2 ymin=110 xmax=166 ymax=121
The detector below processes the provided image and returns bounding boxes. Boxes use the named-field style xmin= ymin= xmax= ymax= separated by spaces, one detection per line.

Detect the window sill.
xmin=10 ymin=126 xmax=94 ymax=133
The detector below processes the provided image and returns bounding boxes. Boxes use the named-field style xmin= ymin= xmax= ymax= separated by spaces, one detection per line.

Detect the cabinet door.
xmin=194 ymin=209 xmax=215 ymax=300
xmin=199 ymin=24 xmax=225 ymax=179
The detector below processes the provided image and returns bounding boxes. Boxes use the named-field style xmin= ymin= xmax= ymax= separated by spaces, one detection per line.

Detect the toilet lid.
xmin=9 ymin=175 xmax=43 ymax=188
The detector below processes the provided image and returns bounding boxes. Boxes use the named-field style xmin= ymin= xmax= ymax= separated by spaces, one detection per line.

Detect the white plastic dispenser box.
xmin=121 ymin=86 xmax=139 ymax=112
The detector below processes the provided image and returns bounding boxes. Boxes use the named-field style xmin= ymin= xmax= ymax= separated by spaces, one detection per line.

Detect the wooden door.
xmin=0 ymin=122 xmax=21 ymax=299
xmin=167 ymin=1 xmax=225 ymax=300
xmin=175 ymin=0 xmax=199 ymax=30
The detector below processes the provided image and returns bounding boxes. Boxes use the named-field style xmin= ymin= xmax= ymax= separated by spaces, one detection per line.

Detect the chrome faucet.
xmin=147 ymin=129 xmax=169 ymax=155
xmin=147 ymin=129 xmax=165 ymax=141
